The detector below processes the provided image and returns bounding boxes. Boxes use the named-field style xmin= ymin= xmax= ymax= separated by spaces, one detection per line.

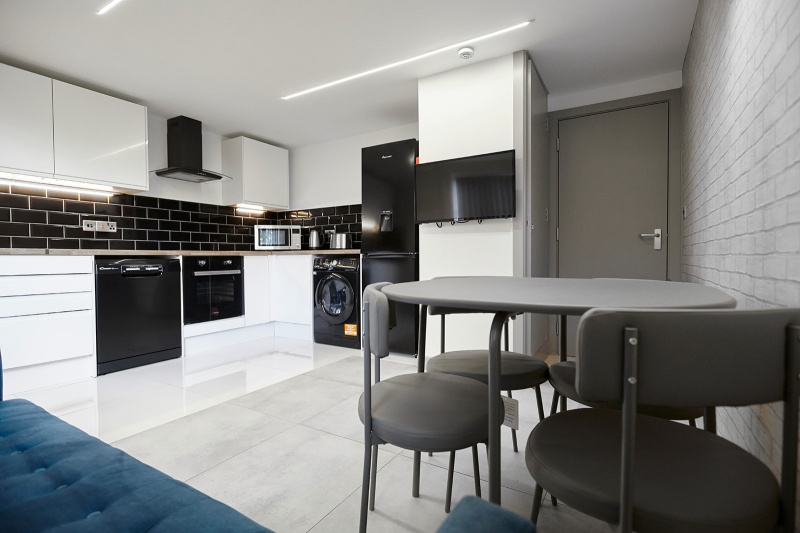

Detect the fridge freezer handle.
xmin=362 ymin=253 xmax=418 ymax=259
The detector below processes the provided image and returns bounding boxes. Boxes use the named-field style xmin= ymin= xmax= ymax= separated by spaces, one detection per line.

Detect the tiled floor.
xmin=8 ymin=337 xmax=609 ymax=532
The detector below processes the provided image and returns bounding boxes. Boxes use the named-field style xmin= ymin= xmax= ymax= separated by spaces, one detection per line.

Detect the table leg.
xmin=559 ymin=315 xmax=567 ymax=412
xmin=488 ymin=312 xmax=511 ymax=505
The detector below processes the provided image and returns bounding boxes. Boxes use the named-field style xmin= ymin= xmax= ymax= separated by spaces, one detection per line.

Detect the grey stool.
xmin=425 ymin=307 xmax=548 ymax=452
xmin=359 ymin=283 xmax=497 ymax=533
xmin=526 ymin=308 xmax=799 ymax=532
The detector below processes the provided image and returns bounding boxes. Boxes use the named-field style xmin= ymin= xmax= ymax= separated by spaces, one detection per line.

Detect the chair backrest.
xmin=363 ymin=282 xmax=393 ymax=359
xmin=575 ymin=308 xmax=800 ymax=408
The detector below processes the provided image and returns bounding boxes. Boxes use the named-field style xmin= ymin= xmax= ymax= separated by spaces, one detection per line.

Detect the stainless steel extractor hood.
xmin=154 ymin=116 xmax=224 ymax=183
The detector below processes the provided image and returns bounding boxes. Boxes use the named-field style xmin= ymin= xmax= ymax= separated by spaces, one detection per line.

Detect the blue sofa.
xmin=0 ymin=358 xmax=274 ymax=533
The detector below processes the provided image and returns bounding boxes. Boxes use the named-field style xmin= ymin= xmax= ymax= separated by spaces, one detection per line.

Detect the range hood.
xmin=154 ymin=116 xmax=224 ymax=183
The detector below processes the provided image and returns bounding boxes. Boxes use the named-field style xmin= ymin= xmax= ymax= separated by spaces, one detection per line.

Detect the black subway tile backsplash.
xmin=80 ymin=239 xmax=109 ymax=250
xmin=12 ymin=209 xmax=47 ymax=224
xmin=134 ymin=196 xmax=158 ymax=208
xmin=30 ymin=197 xmax=64 ymax=211
xmin=65 ymin=201 xmax=95 ymax=214
xmin=30 ymin=224 xmax=63 ymax=238
xmin=95 ymin=203 xmax=122 ymax=216
xmin=0 ymin=222 xmax=30 ymax=236
xmin=13 ymin=236 xmax=46 ymax=248
xmin=0 ymin=189 xmax=359 ymax=252
xmin=49 ymin=212 xmax=80 ymax=226
xmin=0 ymin=194 xmax=29 ymax=209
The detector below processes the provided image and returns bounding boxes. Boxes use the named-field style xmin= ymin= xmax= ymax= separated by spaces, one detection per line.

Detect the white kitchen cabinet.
xmin=0 ymin=256 xmax=94 ymax=371
xmin=0 ymin=63 xmax=54 ymax=177
xmin=222 ymin=136 xmax=289 ymax=209
xmin=53 ymin=80 xmax=148 ymax=191
xmin=244 ymin=255 xmax=271 ymax=326
xmin=268 ymin=254 xmax=312 ymax=325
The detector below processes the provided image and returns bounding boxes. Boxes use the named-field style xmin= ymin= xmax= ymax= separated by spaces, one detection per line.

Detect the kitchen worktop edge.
xmin=0 ymin=248 xmax=362 ymax=257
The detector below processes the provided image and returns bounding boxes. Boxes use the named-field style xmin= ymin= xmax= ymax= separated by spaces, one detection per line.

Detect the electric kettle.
xmin=309 ymin=229 xmax=322 ymax=249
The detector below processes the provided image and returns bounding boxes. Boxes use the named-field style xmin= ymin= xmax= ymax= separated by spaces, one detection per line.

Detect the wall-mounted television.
xmin=415 ymin=149 xmax=516 ymax=224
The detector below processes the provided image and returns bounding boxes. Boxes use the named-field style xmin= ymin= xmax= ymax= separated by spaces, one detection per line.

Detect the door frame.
xmin=546 ymin=89 xmax=683 ymax=352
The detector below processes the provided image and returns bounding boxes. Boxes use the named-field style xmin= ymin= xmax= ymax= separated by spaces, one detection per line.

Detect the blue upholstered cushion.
xmin=0 ymin=399 xmax=273 ymax=533
xmin=437 ymin=496 xmax=535 ymax=533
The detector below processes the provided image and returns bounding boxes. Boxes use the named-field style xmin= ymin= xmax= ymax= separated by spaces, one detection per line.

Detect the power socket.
xmin=83 ymin=220 xmax=117 ymax=232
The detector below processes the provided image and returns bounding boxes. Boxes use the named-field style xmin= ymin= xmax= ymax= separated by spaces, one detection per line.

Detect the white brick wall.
xmin=682 ymin=0 xmax=800 ymax=505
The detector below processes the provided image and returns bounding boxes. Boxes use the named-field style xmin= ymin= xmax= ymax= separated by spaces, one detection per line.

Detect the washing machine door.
xmin=315 ymin=273 xmax=355 ymax=325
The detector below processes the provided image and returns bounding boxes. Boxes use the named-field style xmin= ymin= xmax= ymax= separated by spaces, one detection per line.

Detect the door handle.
xmin=639 ymin=229 xmax=662 ymax=250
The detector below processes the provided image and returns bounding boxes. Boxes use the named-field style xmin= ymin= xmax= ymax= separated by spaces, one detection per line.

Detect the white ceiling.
xmin=0 ymin=0 xmax=698 ymax=149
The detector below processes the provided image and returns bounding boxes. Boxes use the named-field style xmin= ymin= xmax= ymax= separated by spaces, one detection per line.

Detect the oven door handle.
xmin=193 ymin=269 xmax=242 ymax=277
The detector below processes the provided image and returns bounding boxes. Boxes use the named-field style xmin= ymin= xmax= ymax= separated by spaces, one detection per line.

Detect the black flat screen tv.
xmin=415 ymin=149 xmax=515 ymax=224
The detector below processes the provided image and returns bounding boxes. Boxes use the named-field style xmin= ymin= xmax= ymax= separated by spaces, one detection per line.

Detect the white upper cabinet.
xmin=222 ymin=136 xmax=289 ymax=209
xmin=0 ymin=63 xmax=55 ymax=177
xmin=53 ymin=80 xmax=148 ymax=191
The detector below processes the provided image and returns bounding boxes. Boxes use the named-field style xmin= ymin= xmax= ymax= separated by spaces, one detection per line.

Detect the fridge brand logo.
xmin=382 ymin=155 xmax=392 ymax=159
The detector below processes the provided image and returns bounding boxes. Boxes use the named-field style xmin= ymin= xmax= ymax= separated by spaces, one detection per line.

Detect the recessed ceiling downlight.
xmin=96 ymin=0 xmax=126 ymax=15
xmin=281 ymin=20 xmax=532 ymax=100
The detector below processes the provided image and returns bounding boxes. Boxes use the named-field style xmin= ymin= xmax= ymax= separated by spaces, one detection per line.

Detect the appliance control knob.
xmin=331 ymin=260 xmax=338 ymax=267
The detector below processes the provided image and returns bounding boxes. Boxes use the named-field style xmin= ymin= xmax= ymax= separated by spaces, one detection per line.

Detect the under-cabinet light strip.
xmin=281 ymin=20 xmax=532 ymax=100
xmin=0 ymin=178 xmax=114 ymax=198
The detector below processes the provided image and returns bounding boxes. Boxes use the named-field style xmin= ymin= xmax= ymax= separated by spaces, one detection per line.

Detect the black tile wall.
xmin=276 ymin=205 xmax=362 ymax=249
xmin=0 ymin=189 xmax=361 ymax=252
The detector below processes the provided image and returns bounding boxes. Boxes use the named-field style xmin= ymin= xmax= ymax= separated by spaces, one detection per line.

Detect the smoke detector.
xmin=458 ymin=47 xmax=474 ymax=60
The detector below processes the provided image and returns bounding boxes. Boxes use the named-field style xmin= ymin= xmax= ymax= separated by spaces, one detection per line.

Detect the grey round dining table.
xmin=381 ymin=276 xmax=737 ymax=505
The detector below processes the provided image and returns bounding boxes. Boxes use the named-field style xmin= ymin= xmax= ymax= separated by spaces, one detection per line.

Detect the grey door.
xmin=558 ymin=102 xmax=669 ymax=353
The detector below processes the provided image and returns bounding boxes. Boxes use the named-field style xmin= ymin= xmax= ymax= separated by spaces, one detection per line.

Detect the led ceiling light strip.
xmin=281 ymin=20 xmax=531 ymax=100
xmin=96 ymin=0 xmax=126 ymax=15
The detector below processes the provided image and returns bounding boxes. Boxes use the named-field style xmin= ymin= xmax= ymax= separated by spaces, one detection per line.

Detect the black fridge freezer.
xmin=361 ymin=139 xmax=419 ymax=355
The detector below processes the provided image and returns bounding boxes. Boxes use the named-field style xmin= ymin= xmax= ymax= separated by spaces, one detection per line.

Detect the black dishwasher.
xmin=95 ymin=257 xmax=182 ymax=375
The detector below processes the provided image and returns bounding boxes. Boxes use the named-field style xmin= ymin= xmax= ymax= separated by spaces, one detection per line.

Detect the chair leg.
xmin=471 ymin=445 xmax=481 ymax=498
xmin=369 ymin=445 xmax=378 ymax=511
xmin=508 ymin=390 xmax=519 ymax=453
xmin=412 ymin=450 xmax=421 ymax=497
xmin=445 ymin=451 xmax=456 ymax=513
xmin=531 ymin=484 xmax=544 ymax=523
xmin=359 ymin=441 xmax=371 ymax=533
xmin=689 ymin=417 xmax=697 ymax=428
xmin=549 ymin=390 xmax=560 ymax=416
xmin=534 ymin=385 xmax=545 ymax=421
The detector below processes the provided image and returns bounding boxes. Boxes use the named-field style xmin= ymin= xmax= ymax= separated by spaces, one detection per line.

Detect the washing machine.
xmin=312 ymin=255 xmax=360 ymax=349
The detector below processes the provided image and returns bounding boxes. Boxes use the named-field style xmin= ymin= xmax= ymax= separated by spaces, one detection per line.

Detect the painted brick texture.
xmin=682 ymin=0 xmax=800 ymax=503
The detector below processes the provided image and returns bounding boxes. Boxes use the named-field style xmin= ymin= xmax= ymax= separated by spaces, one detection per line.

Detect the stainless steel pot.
xmin=329 ymin=233 xmax=352 ymax=249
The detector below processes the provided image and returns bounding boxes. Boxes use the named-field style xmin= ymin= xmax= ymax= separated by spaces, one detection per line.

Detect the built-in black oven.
xmin=183 ymin=256 xmax=244 ymax=324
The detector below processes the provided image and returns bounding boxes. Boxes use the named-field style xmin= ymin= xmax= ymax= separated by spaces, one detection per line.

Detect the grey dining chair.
xmin=526 ymin=307 xmax=800 ymax=533
xmin=424 ymin=307 xmax=548 ymax=452
xmin=359 ymin=283 xmax=496 ymax=533
xmin=548 ymin=360 xmax=707 ymax=427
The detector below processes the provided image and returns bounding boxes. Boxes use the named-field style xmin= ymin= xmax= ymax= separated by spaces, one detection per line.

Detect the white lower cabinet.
xmin=0 ymin=256 xmax=94 ymax=378
xmin=244 ymin=255 xmax=271 ymax=326
xmin=268 ymin=255 xmax=312 ymax=325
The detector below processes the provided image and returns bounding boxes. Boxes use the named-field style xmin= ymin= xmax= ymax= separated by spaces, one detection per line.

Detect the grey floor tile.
xmin=304 ymin=356 xmax=416 ymax=387
xmin=308 ymin=453 xmax=536 ymax=533
xmin=229 ymin=373 xmax=362 ymax=423
xmin=112 ymin=402 xmax=294 ymax=481
xmin=301 ymin=394 xmax=404 ymax=454
xmin=188 ymin=424 xmax=395 ymax=533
